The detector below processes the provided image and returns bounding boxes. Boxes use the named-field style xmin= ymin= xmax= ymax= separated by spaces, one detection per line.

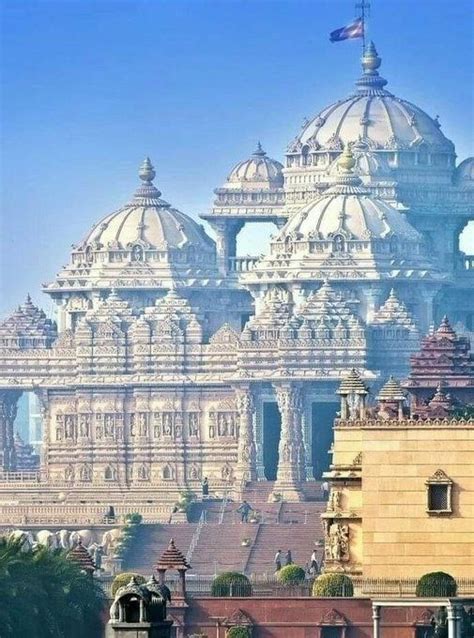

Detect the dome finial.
xmin=253 ymin=141 xmax=266 ymax=157
xmin=362 ymin=41 xmax=381 ymax=74
xmin=338 ymin=144 xmax=356 ymax=174
xmin=139 ymin=157 xmax=156 ymax=183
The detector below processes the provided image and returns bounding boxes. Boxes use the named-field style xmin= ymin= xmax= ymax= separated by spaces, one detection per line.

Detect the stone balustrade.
xmin=228 ymin=256 xmax=260 ymax=273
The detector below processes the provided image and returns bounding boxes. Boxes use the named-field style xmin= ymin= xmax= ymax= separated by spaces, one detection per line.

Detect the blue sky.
xmin=1 ymin=0 xmax=473 ymax=316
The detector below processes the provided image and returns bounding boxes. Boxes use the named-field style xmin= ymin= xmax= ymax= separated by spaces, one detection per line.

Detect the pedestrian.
xmin=321 ymin=480 xmax=329 ymax=500
xmin=236 ymin=500 xmax=252 ymax=523
xmin=310 ymin=549 xmax=319 ymax=575
xmin=274 ymin=549 xmax=282 ymax=572
xmin=285 ymin=549 xmax=293 ymax=566
xmin=202 ymin=477 xmax=209 ymax=499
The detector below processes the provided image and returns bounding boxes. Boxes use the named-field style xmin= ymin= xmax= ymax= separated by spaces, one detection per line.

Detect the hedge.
xmin=312 ymin=573 xmax=354 ymax=597
xmin=226 ymin=627 xmax=251 ymax=638
xmin=111 ymin=572 xmax=146 ymax=596
xmin=416 ymin=572 xmax=457 ymax=597
xmin=211 ymin=572 xmax=252 ymax=597
xmin=277 ymin=564 xmax=306 ymax=585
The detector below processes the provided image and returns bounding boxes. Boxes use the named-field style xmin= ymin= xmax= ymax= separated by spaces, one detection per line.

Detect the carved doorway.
xmin=263 ymin=402 xmax=281 ymax=481
xmin=311 ymin=402 xmax=339 ymax=479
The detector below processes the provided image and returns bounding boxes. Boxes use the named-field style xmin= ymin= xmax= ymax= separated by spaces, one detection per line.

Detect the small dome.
xmin=224 ymin=143 xmax=284 ymax=190
xmin=281 ymin=148 xmax=422 ymax=242
xmin=288 ymin=43 xmax=454 ymax=155
xmin=454 ymin=157 xmax=474 ymax=189
xmin=80 ymin=158 xmax=214 ymax=254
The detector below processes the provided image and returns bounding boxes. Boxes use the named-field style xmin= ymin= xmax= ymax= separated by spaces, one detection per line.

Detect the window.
xmin=104 ymin=465 xmax=116 ymax=481
xmin=426 ymin=469 xmax=453 ymax=515
xmin=333 ymin=235 xmax=345 ymax=252
xmin=321 ymin=628 xmax=344 ymax=638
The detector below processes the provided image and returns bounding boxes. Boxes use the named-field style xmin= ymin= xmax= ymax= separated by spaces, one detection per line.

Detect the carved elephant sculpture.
xmin=69 ymin=529 xmax=94 ymax=548
xmin=36 ymin=530 xmax=59 ymax=549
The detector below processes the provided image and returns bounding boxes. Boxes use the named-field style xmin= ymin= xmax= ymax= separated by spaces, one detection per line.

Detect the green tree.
xmin=0 ymin=537 xmax=106 ymax=638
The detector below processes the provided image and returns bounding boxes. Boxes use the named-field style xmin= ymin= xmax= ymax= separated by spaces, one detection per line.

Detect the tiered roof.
xmin=377 ymin=376 xmax=405 ymax=402
xmin=337 ymin=368 xmax=368 ymax=395
xmin=403 ymin=316 xmax=474 ymax=389
xmin=156 ymin=538 xmax=190 ymax=571
xmin=0 ymin=295 xmax=57 ymax=349
xmin=67 ymin=540 xmax=95 ymax=574
xmin=371 ymin=289 xmax=418 ymax=333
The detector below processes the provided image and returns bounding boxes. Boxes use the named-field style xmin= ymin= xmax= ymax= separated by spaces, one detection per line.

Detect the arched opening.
xmin=236 ymin=222 xmax=275 ymax=259
xmin=333 ymin=234 xmax=345 ymax=253
xmin=459 ymin=221 xmax=474 ymax=262
xmin=11 ymin=391 xmax=42 ymax=471
xmin=263 ymin=402 xmax=281 ymax=481
xmin=311 ymin=402 xmax=339 ymax=478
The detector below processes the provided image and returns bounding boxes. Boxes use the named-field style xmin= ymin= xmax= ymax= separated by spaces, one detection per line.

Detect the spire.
xmin=326 ymin=144 xmax=368 ymax=195
xmin=252 ymin=141 xmax=266 ymax=157
xmin=134 ymin=157 xmax=163 ymax=201
xmin=355 ymin=41 xmax=388 ymax=95
xmin=139 ymin=157 xmax=156 ymax=183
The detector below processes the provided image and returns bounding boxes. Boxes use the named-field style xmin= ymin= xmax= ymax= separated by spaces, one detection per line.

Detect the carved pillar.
xmin=234 ymin=385 xmax=257 ymax=485
xmin=207 ymin=219 xmax=244 ymax=275
xmin=0 ymin=391 xmax=21 ymax=471
xmin=273 ymin=383 xmax=305 ymax=501
xmin=372 ymin=604 xmax=381 ymax=638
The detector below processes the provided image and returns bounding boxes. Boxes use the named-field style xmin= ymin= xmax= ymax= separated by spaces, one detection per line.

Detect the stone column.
xmin=273 ymin=383 xmax=305 ymax=501
xmin=0 ymin=391 xmax=21 ymax=471
xmin=208 ymin=219 xmax=244 ymax=275
xmin=372 ymin=604 xmax=381 ymax=638
xmin=234 ymin=385 xmax=257 ymax=485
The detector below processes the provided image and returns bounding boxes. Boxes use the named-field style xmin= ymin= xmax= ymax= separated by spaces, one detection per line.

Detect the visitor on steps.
xmin=285 ymin=549 xmax=293 ymax=565
xmin=321 ymin=480 xmax=329 ymax=500
xmin=236 ymin=500 xmax=253 ymax=523
xmin=310 ymin=549 xmax=319 ymax=574
xmin=202 ymin=477 xmax=209 ymax=499
xmin=274 ymin=549 xmax=282 ymax=572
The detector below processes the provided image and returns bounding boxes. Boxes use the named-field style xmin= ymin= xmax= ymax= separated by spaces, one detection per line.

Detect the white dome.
xmin=454 ymin=158 xmax=474 ymax=189
xmin=224 ymin=143 xmax=284 ymax=190
xmin=287 ymin=43 xmax=454 ymax=155
xmin=80 ymin=158 xmax=214 ymax=254
xmin=282 ymin=149 xmax=422 ymax=242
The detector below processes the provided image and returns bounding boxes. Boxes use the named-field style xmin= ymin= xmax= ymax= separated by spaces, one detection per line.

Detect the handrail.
xmin=186 ymin=510 xmax=205 ymax=564
xmin=218 ymin=489 xmax=229 ymax=525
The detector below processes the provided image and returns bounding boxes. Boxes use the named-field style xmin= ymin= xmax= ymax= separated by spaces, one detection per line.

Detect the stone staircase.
xmin=124 ymin=523 xmax=197 ymax=574
xmin=125 ymin=500 xmax=326 ymax=577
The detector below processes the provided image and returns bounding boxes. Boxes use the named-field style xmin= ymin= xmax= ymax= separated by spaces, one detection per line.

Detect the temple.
xmin=0 ymin=43 xmax=473 ymax=517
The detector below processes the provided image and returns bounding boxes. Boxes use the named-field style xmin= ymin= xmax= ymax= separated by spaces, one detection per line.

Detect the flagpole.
xmin=356 ymin=0 xmax=370 ymax=53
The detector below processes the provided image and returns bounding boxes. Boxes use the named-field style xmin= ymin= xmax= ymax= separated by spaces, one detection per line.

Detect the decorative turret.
xmin=377 ymin=376 xmax=406 ymax=420
xmin=337 ymin=369 xmax=369 ymax=420
xmin=155 ymin=539 xmax=190 ymax=598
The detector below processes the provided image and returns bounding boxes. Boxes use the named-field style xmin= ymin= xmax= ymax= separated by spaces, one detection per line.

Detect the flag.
xmin=330 ymin=18 xmax=364 ymax=43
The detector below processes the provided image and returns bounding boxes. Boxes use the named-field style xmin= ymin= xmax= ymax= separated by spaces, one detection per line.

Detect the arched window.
xmin=131 ymin=245 xmax=144 ymax=262
xmin=389 ymin=236 xmax=399 ymax=254
xmin=301 ymin=145 xmax=310 ymax=166
xmin=137 ymin=464 xmax=149 ymax=481
xmin=85 ymin=245 xmax=94 ymax=265
xmin=162 ymin=465 xmax=173 ymax=480
xmin=333 ymin=235 xmax=345 ymax=252
xmin=104 ymin=465 xmax=116 ymax=481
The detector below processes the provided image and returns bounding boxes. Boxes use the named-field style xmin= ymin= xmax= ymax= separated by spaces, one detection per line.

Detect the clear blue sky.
xmin=1 ymin=0 xmax=473 ymax=316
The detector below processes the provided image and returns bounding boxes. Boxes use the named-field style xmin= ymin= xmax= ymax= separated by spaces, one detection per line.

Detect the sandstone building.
xmin=0 ymin=44 xmax=473 ymax=517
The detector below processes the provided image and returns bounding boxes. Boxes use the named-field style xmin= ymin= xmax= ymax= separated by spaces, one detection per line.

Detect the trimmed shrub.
xmin=277 ymin=564 xmax=306 ymax=585
xmin=416 ymin=572 xmax=457 ymax=597
xmin=211 ymin=572 xmax=252 ymax=597
xmin=111 ymin=572 xmax=146 ymax=596
xmin=124 ymin=512 xmax=143 ymax=525
xmin=312 ymin=573 xmax=354 ymax=597
xmin=227 ymin=627 xmax=251 ymax=638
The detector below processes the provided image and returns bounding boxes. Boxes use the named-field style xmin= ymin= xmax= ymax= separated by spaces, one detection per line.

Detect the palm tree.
xmin=0 ymin=537 xmax=106 ymax=638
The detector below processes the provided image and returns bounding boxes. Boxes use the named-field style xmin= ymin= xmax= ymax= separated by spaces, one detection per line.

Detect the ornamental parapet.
xmin=335 ymin=417 xmax=474 ymax=428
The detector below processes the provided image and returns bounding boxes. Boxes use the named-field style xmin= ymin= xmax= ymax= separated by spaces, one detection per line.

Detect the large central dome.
xmin=287 ymin=42 xmax=454 ymax=155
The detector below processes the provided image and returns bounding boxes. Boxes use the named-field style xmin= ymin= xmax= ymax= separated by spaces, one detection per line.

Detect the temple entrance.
xmin=311 ymin=402 xmax=339 ymax=479
xmin=263 ymin=402 xmax=281 ymax=480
